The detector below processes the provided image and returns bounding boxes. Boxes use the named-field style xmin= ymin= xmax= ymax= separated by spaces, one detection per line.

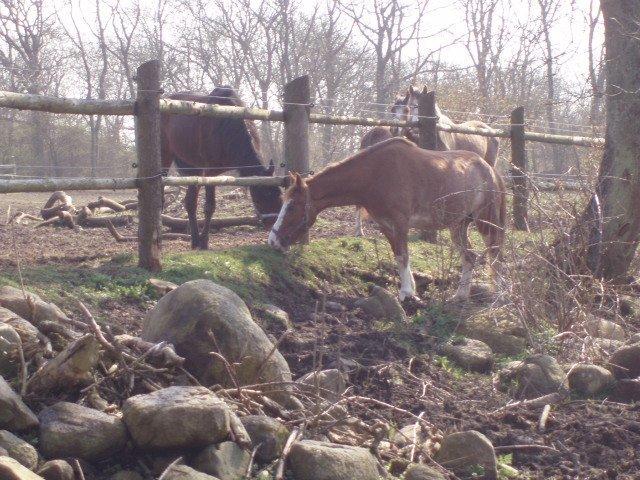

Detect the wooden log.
xmin=309 ymin=112 xmax=416 ymax=128
xmin=161 ymin=214 xmax=262 ymax=232
xmin=26 ymin=334 xmax=100 ymax=395
xmin=136 ymin=59 xmax=163 ymax=272
xmin=511 ymin=107 xmax=529 ymax=231
xmin=160 ymin=98 xmax=284 ymax=122
xmin=0 ymin=177 xmax=137 ymax=194
xmin=284 ymin=75 xmax=311 ymax=244
xmin=86 ymin=196 xmax=127 ymax=212
xmin=40 ymin=203 xmax=73 ymax=220
xmin=0 ymin=90 xmax=134 ymax=115
xmin=106 ymin=220 xmax=189 ymax=242
xmin=163 ymin=175 xmax=286 ymax=188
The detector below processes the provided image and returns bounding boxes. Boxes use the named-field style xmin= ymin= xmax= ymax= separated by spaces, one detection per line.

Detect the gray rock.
xmin=191 ymin=441 xmax=250 ymax=480
xmin=142 ymin=280 xmax=294 ymax=406
xmin=39 ymin=402 xmax=127 ymax=461
xmin=324 ymin=301 xmax=346 ymax=313
xmin=404 ymin=464 xmax=446 ymax=480
xmin=0 ymin=286 xmax=70 ymax=327
xmin=109 ymin=470 xmax=144 ymax=480
xmin=240 ymin=415 xmax=290 ymax=462
xmin=296 ymin=369 xmax=346 ymax=402
xmin=0 ymin=308 xmax=40 ymax=359
xmin=37 ymin=460 xmax=75 ymax=480
xmin=392 ymin=424 xmax=419 ymax=447
xmin=592 ymin=338 xmax=625 ymax=355
xmin=356 ymin=286 xmax=406 ymax=323
xmin=496 ymin=355 xmax=566 ymax=399
xmin=254 ymin=304 xmax=291 ymax=333
xmin=123 ymin=386 xmax=230 ymax=451
xmin=0 ymin=430 xmax=38 ymax=470
xmin=0 ymin=324 xmax=21 ymax=378
xmin=568 ymin=364 xmax=614 ymax=396
xmin=162 ymin=464 xmax=220 ymax=480
xmin=288 ymin=440 xmax=379 ymax=480
xmin=585 ymin=317 xmax=626 ymax=341
xmin=460 ymin=308 xmax=527 ymax=356
xmin=610 ymin=378 xmax=640 ymax=403
xmin=609 ymin=343 xmax=640 ymax=379
xmin=627 ymin=333 xmax=640 ymax=345
xmin=0 ymin=456 xmax=44 ymax=479
xmin=434 ymin=430 xmax=498 ymax=479
xmin=441 ymin=338 xmax=494 ymax=373
xmin=0 ymin=376 xmax=38 ymax=431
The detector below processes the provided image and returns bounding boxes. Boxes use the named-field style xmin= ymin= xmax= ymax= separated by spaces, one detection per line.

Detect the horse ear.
xmin=293 ymin=172 xmax=304 ymax=189
xmin=409 ymin=85 xmax=415 ymax=95
xmin=267 ymin=159 xmax=275 ymax=175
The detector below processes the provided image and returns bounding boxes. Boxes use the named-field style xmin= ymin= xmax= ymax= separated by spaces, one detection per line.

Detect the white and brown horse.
xmin=392 ymin=85 xmax=500 ymax=167
xmin=268 ymin=137 xmax=506 ymax=302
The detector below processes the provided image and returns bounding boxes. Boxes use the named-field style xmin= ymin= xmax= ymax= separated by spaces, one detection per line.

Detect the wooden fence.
xmin=0 ymin=60 xmax=605 ymax=271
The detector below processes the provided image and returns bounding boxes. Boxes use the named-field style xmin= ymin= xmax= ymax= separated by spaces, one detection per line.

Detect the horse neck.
xmin=435 ymin=102 xmax=454 ymax=126
xmin=307 ymin=161 xmax=364 ymax=215
xmin=234 ymin=130 xmax=266 ymax=177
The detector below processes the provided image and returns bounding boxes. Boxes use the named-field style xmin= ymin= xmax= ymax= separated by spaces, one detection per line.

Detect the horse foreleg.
xmin=184 ymin=185 xmax=200 ymax=250
xmin=450 ymin=219 xmax=476 ymax=302
xmin=199 ymin=185 xmax=216 ymax=250
xmin=379 ymin=221 xmax=415 ymax=301
xmin=354 ymin=207 xmax=364 ymax=237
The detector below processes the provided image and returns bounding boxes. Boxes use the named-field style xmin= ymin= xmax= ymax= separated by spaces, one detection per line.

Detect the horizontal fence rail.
xmin=0 ymin=175 xmax=288 ymax=194
xmin=0 ymin=89 xmax=605 ymax=148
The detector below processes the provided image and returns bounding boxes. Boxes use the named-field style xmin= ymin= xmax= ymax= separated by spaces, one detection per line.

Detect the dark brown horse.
xmin=161 ymin=86 xmax=283 ymax=249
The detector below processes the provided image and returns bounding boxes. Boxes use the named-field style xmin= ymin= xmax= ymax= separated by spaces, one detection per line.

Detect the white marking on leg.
xmin=354 ymin=209 xmax=364 ymax=236
xmin=396 ymin=255 xmax=416 ymax=301
xmin=452 ymin=259 xmax=473 ymax=301
xmin=268 ymin=199 xmax=290 ymax=250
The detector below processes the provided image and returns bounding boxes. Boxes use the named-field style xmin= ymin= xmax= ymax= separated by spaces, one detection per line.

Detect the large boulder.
xmin=39 ymin=402 xmax=127 ymax=461
xmin=288 ymin=440 xmax=379 ymax=480
xmin=568 ymin=364 xmax=614 ymax=396
xmin=190 ymin=441 xmax=250 ymax=480
xmin=608 ymin=343 xmax=640 ymax=379
xmin=240 ymin=415 xmax=290 ymax=463
xmin=441 ymin=338 xmax=494 ymax=373
xmin=404 ymin=464 xmax=446 ymax=480
xmin=495 ymin=355 xmax=566 ymax=399
xmin=0 ymin=325 xmax=21 ymax=378
xmin=434 ymin=430 xmax=497 ymax=479
xmin=0 ymin=456 xmax=44 ymax=480
xmin=296 ymin=369 xmax=347 ymax=402
xmin=459 ymin=307 xmax=527 ymax=356
xmin=142 ymin=280 xmax=294 ymax=405
xmin=610 ymin=378 xmax=640 ymax=403
xmin=37 ymin=460 xmax=75 ymax=480
xmin=0 ymin=286 xmax=69 ymax=328
xmin=0 ymin=430 xmax=38 ymax=470
xmin=123 ymin=386 xmax=230 ymax=451
xmin=0 ymin=376 xmax=38 ymax=431
xmin=585 ymin=317 xmax=626 ymax=341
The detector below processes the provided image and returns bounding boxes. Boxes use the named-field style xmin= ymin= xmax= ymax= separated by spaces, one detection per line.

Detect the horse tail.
xmin=476 ymin=170 xmax=506 ymax=258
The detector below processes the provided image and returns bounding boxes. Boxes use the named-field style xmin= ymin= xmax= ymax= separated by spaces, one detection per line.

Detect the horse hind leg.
xmin=198 ymin=185 xmax=216 ymax=250
xmin=450 ymin=218 xmax=477 ymax=302
xmin=354 ymin=207 xmax=364 ymax=237
xmin=184 ymin=185 xmax=200 ymax=250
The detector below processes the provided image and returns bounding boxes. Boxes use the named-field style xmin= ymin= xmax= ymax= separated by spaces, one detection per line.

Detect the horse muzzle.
xmin=268 ymin=230 xmax=289 ymax=252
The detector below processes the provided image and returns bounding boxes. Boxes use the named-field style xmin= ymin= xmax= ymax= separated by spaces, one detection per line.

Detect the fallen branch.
xmin=106 ymin=220 xmax=191 ymax=243
xmin=493 ymin=392 xmax=567 ymax=414
xmin=161 ymin=214 xmax=262 ymax=232
xmin=114 ymin=334 xmax=185 ymax=368
xmin=275 ymin=427 xmax=300 ymax=480
xmin=87 ymin=196 xmax=127 ymax=212
xmin=538 ymin=404 xmax=551 ymax=432
xmin=494 ymin=444 xmax=561 ymax=454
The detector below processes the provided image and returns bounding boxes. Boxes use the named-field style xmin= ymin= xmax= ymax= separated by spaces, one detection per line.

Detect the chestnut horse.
xmin=268 ymin=137 xmax=506 ymax=301
xmin=161 ymin=86 xmax=283 ymax=249
xmin=391 ymin=85 xmax=500 ymax=167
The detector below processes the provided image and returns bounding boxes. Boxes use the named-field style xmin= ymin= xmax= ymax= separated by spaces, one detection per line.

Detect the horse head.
xmin=268 ymin=172 xmax=312 ymax=251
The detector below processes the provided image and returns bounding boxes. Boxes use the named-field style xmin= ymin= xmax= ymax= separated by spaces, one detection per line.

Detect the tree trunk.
xmin=564 ymin=0 xmax=640 ymax=279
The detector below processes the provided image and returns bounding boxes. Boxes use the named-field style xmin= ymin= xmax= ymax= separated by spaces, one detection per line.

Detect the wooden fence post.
xmin=417 ymin=87 xmax=439 ymax=243
xmin=511 ymin=106 xmax=529 ymax=231
xmin=135 ymin=60 xmax=163 ymax=271
xmin=418 ymin=88 xmax=438 ymax=150
xmin=283 ymin=75 xmax=311 ymax=244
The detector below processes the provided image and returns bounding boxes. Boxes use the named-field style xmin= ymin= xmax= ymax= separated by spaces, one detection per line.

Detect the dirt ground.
xmin=1 ymin=189 xmax=639 ymax=479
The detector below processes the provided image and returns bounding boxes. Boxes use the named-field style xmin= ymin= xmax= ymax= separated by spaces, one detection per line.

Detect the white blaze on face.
xmin=268 ymin=199 xmax=290 ymax=250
